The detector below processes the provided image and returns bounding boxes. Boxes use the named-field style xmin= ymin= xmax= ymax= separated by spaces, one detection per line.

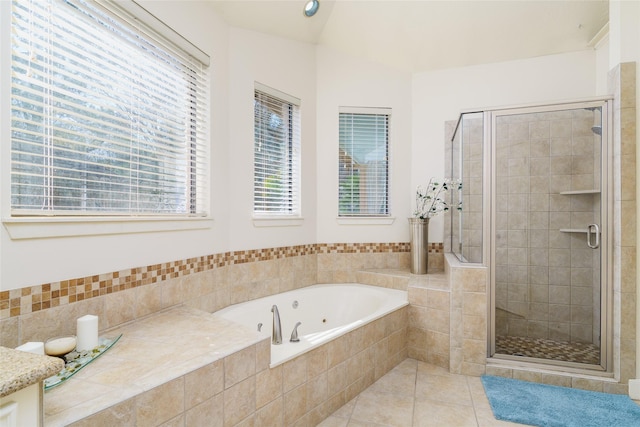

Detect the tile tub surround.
xmin=0 ymin=242 xmax=444 ymax=349
xmin=44 ymin=304 xmax=408 ymax=426
xmin=44 ymin=306 xmax=262 ymax=426
xmin=407 ymin=273 xmax=451 ymax=369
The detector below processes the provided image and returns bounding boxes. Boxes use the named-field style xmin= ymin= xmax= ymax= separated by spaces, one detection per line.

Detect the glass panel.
xmin=450 ymin=112 xmax=483 ymax=263
xmin=493 ymin=106 xmax=603 ymax=366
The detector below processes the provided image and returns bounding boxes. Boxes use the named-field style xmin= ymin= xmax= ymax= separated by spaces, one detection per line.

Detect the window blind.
xmin=338 ymin=109 xmax=390 ymax=217
xmin=10 ymin=0 xmax=209 ymax=216
xmin=253 ymin=86 xmax=301 ymax=215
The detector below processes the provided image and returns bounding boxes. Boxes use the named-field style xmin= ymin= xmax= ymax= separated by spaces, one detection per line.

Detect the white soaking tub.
xmin=213 ymin=283 xmax=408 ymax=366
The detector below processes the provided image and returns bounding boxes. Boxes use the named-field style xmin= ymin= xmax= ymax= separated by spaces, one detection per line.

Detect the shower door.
xmin=490 ymin=100 xmax=612 ymax=370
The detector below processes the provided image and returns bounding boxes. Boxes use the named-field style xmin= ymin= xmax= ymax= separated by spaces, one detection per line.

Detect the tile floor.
xmin=319 ymin=358 xmax=522 ymax=427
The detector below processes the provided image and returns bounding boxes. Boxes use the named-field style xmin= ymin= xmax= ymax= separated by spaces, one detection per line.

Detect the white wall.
xmin=227 ymin=28 xmax=318 ymax=251
xmin=0 ymin=2 xmax=607 ymax=291
xmin=0 ymin=1 xmax=231 ymax=290
xmin=412 ymin=50 xmax=600 ymax=242
xmin=315 ymin=46 xmax=413 ymax=244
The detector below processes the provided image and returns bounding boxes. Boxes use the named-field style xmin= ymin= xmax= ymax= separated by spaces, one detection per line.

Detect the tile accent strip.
xmin=0 ymin=242 xmax=443 ymax=319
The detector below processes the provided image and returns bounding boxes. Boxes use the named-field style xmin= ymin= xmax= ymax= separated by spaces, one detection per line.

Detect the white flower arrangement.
xmin=413 ymin=178 xmax=462 ymax=219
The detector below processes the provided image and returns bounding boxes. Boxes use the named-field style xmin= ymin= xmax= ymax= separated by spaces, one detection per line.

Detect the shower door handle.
xmin=587 ymin=224 xmax=600 ymax=249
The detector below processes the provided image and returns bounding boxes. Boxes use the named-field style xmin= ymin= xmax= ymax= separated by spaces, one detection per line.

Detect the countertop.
xmin=0 ymin=346 xmax=64 ymax=397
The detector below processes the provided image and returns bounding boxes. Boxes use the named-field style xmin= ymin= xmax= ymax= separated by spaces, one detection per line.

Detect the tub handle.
xmin=257 ymin=323 xmax=263 ymax=332
xmin=290 ymin=322 xmax=302 ymax=343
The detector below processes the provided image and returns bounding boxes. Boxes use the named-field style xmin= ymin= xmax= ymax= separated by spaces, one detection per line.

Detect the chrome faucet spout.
xmin=271 ymin=305 xmax=282 ymax=345
xmin=290 ymin=321 xmax=302 ymax=343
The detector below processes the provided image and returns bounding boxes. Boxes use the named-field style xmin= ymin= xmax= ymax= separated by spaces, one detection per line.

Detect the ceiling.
xmin=208 ymin=0 xmax=609 ymax=73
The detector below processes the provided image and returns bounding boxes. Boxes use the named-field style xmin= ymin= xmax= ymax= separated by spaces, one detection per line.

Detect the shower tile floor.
xmin=495 ymin=335 xmax=600 ymax=365
xmin=320 ymin=358 xmax=522 ymax=427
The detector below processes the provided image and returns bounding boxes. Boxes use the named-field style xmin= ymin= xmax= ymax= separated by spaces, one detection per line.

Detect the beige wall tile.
xmin=327 ymin=362 xmax=348 ymax=396
xmin=428 ymin=289 xmax=450 ymax=310
xmin=255 ymin=396 xmax=283 ymax=427
xmin=0 ymin=317 xmax=19 ymax=348
xmin=326 ymin=335 xmax=349 ymax=369
xmin=462 ymin=292 xmax=486 ymax=317
xmin=462 ymin=339 xmax=486 ymax=364
xmin=21 ymin=297 xmax=104 ymax=342
xmin=463 ymin=315 xmax=486 ymax=340
xmin=161 ymin=277 xmax=186 ymax=309
xmin=255 ymin=338 xmax=270 ymax=373
xmin=284 ymin=384 xmax=307 ymax=425
xmin=135 ymin=284 xmax=163 ymax=319
xmin=426 ymin=308 xmax=450 ymax=334
xmin=283 ymin=353 xmax=308 ymax=392
xmin=256 ymin=365 xmax=282 ymax=409
xmin=137 ymin=377 xmax=185 ymax=427
xmin=427 ymin=331 xmax=450 ymax=356
xmin=541 ymin=374 xmax=572 ymax=388
xmin=185 ymin=360 xmax=223 ymax=409
xmin=306 ymin=372 xmax=328 ymax=411
xmin=572 ymin=377 xmax=604 ymax=392
xmin=223 ymin=377 xmax=256 ymax=427
xmin=307 ymin=347 xmax=328 ymax=379
xmin=345 ymin=328 xmax=366 ymax=358
xmin=103 ymin=289 xmax=136 ymax=330
xmin=185 ymin=394 xmax=223 ymax=427
xmin=225 ymin=345 xmax=256 ymax=389
xmin=408 ymin=287 xmax=429 ymax=307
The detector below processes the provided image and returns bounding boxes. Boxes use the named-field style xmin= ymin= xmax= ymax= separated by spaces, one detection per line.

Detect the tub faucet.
xmin=271 ymin=305 xmax=282 ymax=345
xmin=290 ymin=322 xmax=302 ymax=343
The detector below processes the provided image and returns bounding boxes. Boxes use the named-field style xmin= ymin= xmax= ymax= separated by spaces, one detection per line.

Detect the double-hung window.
xmin=253 ymin=84 xmax=301 ymax=216
xmin=338 ymin=108 xmax=390 ymax=217
xmin=9 ymin=0 xmax=209 ymax=217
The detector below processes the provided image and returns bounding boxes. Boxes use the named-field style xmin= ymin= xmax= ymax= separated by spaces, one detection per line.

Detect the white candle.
xmin=16 ymin=341 xmax=45 ymax=355
xmin=76 ymin=314 xmax=99 ymax=351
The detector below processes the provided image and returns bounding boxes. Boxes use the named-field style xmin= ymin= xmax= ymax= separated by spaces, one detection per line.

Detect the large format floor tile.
xmin=319 ymin=359 xmax=523 ymax=427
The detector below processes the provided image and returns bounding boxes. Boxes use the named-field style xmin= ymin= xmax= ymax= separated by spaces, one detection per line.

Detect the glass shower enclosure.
xmin=449 ymin=99 xmax=613 ymax=370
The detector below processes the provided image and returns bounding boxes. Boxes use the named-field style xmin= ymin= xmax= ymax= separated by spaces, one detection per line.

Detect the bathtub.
xmin=213 ymin=283 xmax=408 ymax=367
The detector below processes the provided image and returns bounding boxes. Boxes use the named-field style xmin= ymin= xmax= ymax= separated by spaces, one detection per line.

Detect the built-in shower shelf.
xmin=560 ymin=228 xmax=600 ymax=233
xmin=559 ymin=190 xmax=600 ymax=195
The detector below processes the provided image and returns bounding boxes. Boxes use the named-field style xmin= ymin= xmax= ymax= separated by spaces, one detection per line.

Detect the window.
xmin=10 ymin=0 xmax=209 ymax=216
xmin=338 ymin=108 xmax=390 ymax=217
xmin=253 ymin=84 xmax=301 ymax=216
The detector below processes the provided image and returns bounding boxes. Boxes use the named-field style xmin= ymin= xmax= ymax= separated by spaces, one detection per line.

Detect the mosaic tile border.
xmin=0 ymin=242 xmax=443 ymax=320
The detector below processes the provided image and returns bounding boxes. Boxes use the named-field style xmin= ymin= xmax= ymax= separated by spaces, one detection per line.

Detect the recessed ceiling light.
xmin=304 ymin=0 xmax=319 ymax=17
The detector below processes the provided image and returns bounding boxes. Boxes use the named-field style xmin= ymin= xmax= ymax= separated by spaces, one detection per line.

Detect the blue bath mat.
xmin=481 ymin=375 xmax=640 ymax=427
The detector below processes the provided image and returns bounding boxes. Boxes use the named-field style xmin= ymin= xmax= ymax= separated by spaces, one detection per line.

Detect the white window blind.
xmin=10 ymin=0 xmax=209 ymax=216
xmin=338 ymin=108 xmax=390 ymax=217
xmin=253 ymin=85 xmax=301 ymax=215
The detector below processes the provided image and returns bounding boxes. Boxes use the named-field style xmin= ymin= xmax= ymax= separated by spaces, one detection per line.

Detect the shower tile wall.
xmin=495 ymin=110 xmax=601 ymax=345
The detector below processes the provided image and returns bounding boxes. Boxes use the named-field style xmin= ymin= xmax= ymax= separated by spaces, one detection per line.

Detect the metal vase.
xmin=409 ymin=218 xmax=429 ymax=274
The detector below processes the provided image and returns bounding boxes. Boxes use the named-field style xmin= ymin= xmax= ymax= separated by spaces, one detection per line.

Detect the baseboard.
xmin=628 ymin=379 xmax=640 ymax=399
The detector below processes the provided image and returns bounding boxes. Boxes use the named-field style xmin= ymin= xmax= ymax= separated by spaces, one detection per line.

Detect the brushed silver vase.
xmin=409 ymin=218 xmax=429 ymax=274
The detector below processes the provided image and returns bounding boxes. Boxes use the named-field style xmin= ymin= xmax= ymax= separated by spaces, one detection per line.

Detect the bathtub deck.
xmin=44 ymin=306 xmax=264 ymax=426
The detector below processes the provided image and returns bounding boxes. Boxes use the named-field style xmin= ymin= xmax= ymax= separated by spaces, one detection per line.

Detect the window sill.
xmin=252 ymin=216 xmax=304 ymax=227
xmin=2 ymin=216 xmax=214 ymax=240
xmin=336 ymin=217 xmax=396 ymax=225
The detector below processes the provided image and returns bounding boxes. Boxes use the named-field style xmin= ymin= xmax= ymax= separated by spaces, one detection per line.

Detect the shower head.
xmin=591 ymin=125 xmax=602 ymax=135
